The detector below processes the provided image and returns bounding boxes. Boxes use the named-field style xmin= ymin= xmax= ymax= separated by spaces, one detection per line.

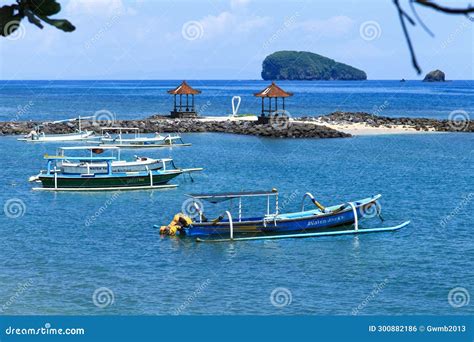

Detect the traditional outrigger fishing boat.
xmin=29 ymin=146 xmax=203 ymax=191
xmin=157 ymin=190 xmax=410 ymax=242
xmin=52 ymin=146 xmax=165 ymax=174
xmin=17 ymin=116 xmax=95 ymax=142
xmin=95 ymin=127 xmax=190 ymax=148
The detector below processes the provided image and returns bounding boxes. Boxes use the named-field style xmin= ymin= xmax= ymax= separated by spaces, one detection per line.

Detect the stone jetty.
xmin=0 ymin=115 xmax=350 ymax=139
xmin=0 ymin=112 xmax=471 ymax=138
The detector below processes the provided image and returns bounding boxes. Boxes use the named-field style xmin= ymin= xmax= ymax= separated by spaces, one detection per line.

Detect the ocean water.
xmin=1 ymin=80 xmax=473 ymax=122
xmin=0 ymin=131 xmax=473 ymax=315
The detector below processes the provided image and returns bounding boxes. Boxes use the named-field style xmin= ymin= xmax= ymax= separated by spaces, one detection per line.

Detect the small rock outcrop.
xmin=423 ymin=69 xmax=445 ymax=82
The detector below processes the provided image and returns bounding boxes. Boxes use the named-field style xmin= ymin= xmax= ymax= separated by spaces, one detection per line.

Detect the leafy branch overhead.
xmin=0 ymin=0 xmax=74 ymax=37
xmin=394 ymin=0 xmax=474 ymax=74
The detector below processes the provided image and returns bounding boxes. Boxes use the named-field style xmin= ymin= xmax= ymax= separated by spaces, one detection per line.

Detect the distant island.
xmin=261 ymin=51 xmax=367 ymax=81
xmin=423 ymin=69 xmax=446 ymax=82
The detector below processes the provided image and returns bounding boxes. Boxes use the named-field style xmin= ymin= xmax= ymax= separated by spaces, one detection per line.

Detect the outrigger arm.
xmin=301 ymin=192 xmax=326 ymax=212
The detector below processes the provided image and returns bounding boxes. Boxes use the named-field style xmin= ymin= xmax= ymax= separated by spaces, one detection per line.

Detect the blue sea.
xmin=0 ymin=81 xmax=473 ymax=315
xmin=1 ymin=80 xmax=473 ymax=121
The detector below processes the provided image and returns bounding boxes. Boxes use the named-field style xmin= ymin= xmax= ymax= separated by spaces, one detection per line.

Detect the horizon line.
xmin=1 ymin=79 xmax=473 ymax=82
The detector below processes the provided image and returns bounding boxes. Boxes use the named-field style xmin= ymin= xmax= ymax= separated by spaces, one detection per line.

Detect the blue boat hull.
xmin=183 ymin=196 xmax=378 ymax=237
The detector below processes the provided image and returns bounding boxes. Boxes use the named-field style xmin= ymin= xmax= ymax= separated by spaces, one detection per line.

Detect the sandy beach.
xmin=198 ymin=115 xmax=439 ymax=136
xmin=305 ymin=119 xmax=438 ymax=136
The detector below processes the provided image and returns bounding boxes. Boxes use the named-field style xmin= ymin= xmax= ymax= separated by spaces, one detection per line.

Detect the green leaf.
xmin=0 ymin=5 xmax=24 ymax=37
xmin=28 ymin=0 xmax=61 ymax=17
xmin=43 ymin=18 xmax=75 ymax=32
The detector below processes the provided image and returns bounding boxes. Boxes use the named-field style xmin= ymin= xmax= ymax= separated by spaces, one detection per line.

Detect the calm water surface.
xmin=1 ymin=80 xmax=473 ymax=121
xmin=0 ymin=132 xmax=472 ymax=315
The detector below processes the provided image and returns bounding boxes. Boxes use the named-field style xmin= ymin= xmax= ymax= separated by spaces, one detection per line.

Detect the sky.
xmin=0 ymin=0 xmax=473 ymax=80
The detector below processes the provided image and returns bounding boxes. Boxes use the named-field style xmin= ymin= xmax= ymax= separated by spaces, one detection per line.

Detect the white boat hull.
xmin=59 ymin=157 xmax=163 ymax=174
xmin=100 ymin=135 xmax=182 ymax=146
xmin=18 ymin=131 xmax=94 ymax=142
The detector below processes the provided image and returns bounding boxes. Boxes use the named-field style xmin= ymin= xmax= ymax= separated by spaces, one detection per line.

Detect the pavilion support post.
xmin=168 ymin=81 xmax=201 ymax=118
xmin=255 ymin=82 xmax=292 ymax=124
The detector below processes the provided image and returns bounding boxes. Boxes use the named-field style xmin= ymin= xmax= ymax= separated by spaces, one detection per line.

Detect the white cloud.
xmin=231 ymin=0 xmax=251 ymax=10
xmin=237 ymin=15 xmax=270 ymax=32
xmin=65 ymin=0 xmax=125 ymax=17
xmin=177 ymin=11 xmax=269 ymax=41
xmin=200 ymin=11 xmax=233 ymax=38
xmin=295 ymin=15 xmax=355 ymax=38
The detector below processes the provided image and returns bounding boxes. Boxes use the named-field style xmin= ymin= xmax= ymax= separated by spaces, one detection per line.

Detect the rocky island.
xmin=261 ymin=51 xmax=367 ymax=80
xmin=423 ymin=69 xmax=446 ymax=82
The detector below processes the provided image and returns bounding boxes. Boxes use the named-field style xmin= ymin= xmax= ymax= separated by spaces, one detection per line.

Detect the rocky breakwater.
xmin=301 ymin=112 xmax=473 ymax=133
xmin=142 ymin=117 xmax=350 ymax=138
xmin=0 ymin=116 xmax=351 ymax=139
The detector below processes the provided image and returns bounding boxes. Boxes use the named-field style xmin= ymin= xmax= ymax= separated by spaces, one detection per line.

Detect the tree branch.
xmin=395 ymin=0 xmax=474 ymax=74
xmin=414 ymin=0 xmax=474 ymax=14
xmin=410 ymin=0 xmax=434 ymax=37
xmin=393 ymin=0 xmax=422 ymax=74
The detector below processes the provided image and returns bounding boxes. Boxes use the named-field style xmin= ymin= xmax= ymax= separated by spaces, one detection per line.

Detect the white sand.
xmin=305 ymin=119 xmax=437 ymax=136
xmin=199 ymin=116 xmax=438 ymax=136
xmin=198 ymin=115 xmax=257 ymax=122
